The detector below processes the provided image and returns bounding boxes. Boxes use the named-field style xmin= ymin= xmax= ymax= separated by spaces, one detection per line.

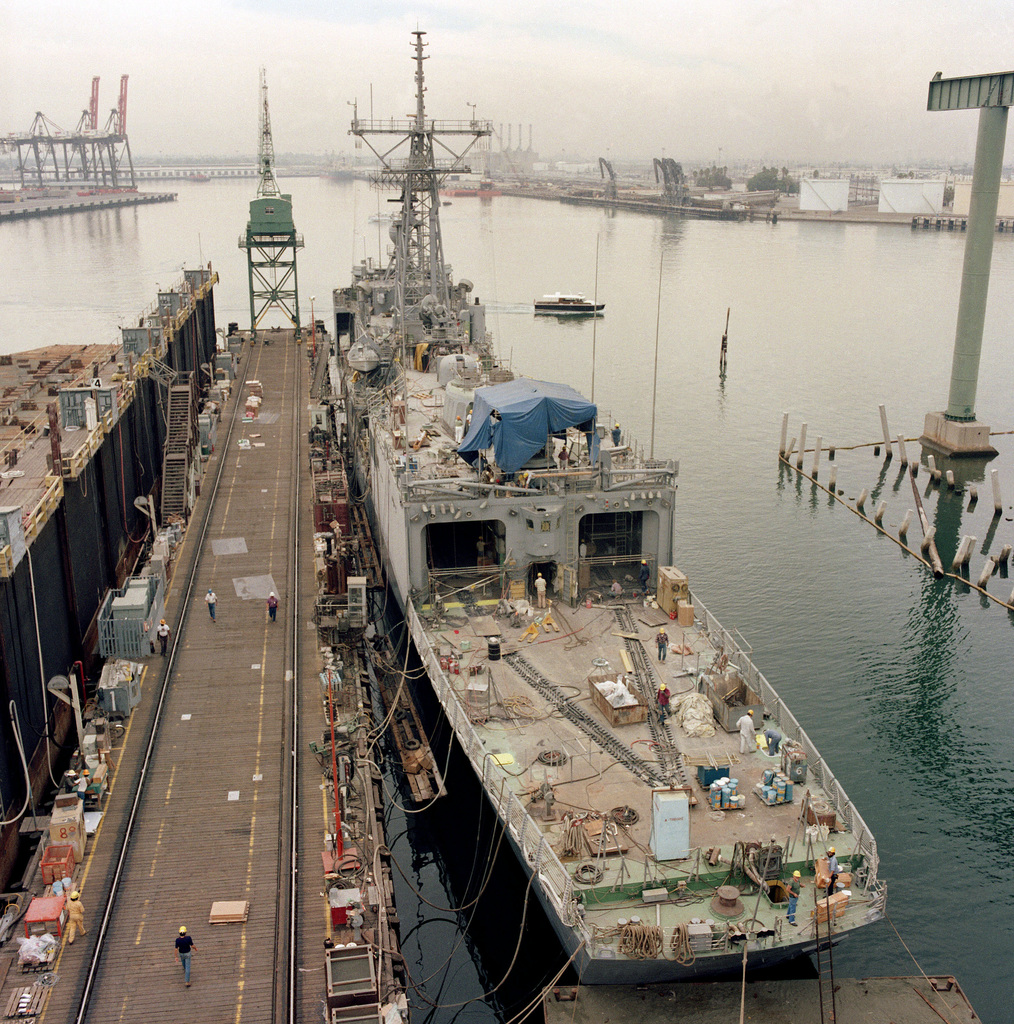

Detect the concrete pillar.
xmin=946 ymin=105 xmax=1008 ymax=422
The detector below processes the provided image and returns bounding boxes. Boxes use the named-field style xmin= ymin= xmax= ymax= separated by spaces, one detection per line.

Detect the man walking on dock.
xmin=656 ymin=628 xmax=668 ymax=661
xmin=267 ymin=592 xmax=278 ymax=622
xmin=205 ymin=589 xmax=217 ymax=621
xmin=656 ymin=683 xmax=671 ymax=724
xmin=157 ymin=619 xmax=170 ymax=656
xmin=66 ymin=891 xmax=86 ymax=943
xmin=175 ymin=926 xmax=196 ymax=986
xmin=534 ymin=573 xmax=547 ymax=609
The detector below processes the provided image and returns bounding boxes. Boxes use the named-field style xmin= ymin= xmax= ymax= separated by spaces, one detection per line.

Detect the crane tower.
xmin=239 ymin=69 xmax=303 ymax=339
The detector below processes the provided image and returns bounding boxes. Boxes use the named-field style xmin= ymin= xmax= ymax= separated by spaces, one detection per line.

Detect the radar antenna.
xmin=350 ymin=31 xmax=491 ymax=330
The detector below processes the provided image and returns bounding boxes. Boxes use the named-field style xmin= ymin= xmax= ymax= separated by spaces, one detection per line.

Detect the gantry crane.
xmin=239 ymin=69 xmax=303 ymax=339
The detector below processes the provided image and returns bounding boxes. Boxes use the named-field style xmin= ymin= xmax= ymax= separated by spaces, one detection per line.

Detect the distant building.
xmin=952 ymin=180 xmax=1014 ymax=217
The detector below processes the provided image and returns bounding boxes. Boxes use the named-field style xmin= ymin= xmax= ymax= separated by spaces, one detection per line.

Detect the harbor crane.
xmin=239 ymin=68 xmax=303 ymax=339
xmin=2 ymin=74 xmax=134 ymax=188
xmin=598 ymin=157 xmax=616 ymax=200
xmin=653 ymin=157 xmax=687 ymax=206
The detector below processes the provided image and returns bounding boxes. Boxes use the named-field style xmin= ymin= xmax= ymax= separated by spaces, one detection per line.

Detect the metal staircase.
xmin=160 ymin=375 xmax=197 ymax=520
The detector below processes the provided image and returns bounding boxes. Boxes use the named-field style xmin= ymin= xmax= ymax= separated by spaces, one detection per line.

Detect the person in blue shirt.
xmin=611 ymin=422 xmax=622 ymax=446
xmin=176 ymin=926 xmax=197 ymax=986
xmin=638 ymin=560 xmax=650 ymax=594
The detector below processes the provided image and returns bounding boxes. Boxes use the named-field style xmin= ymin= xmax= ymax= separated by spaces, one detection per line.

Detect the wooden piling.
xmin=910 ymin=467 xmax=944 ymax=578
xmin=998 ymin=544 xmax=1012 ymax=566
xmin=878 ymin=404 xmax=892 ymax=459
xmin=977 ymin=558 xmax=997 ymax=588
xmin=779 ymin=413 xmax=789 ymax=456
xmin=811 ymin=436 xmax=821 ymax=479
xmin=857 ymin=488 xmax=868 ymax=510
xmin=899 ymin=510 xmax=912 ymax=538
xmin=991 ymin=469 xmax=1002 ymax=516
xmin=796 ymin=423 xmax=807 ymax=470
xmin=896 ymin=435 xmax=909 ymax=467
xmin=874 ymin=501 xmax=886 ymax=525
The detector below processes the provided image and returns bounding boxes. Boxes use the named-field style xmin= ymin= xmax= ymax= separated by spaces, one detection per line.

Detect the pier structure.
xmin=0 ymin=269 xmax=218 ymax=888
xmin=921 ymin=69 xmax=1013 ymax=457
xmin=0 ymin=316 xmax=406 ymax=1019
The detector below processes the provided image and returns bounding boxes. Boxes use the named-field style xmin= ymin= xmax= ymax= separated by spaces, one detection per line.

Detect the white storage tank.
xmin=798 ymin=179 xmax=849 ymax=213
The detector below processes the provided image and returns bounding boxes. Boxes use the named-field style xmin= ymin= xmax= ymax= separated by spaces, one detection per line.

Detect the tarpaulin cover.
xmin=457 ymin=378 xmax=599 ymax=473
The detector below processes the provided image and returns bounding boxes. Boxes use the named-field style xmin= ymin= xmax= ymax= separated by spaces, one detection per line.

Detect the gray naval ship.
xmin=329 ymin=30 xmax=886 ymax=984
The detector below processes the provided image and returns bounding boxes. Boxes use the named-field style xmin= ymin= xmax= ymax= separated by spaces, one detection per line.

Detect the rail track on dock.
xmin=61 ymin=336 xmax=304 ymax=1024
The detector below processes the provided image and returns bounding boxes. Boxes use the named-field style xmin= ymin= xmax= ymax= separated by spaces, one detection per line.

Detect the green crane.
xmin=239 ymin=68 xmax=303 ymax=340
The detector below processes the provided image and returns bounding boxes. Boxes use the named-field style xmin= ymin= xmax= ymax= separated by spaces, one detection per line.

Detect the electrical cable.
xmin=0 ymin=702 xmax=34 ymax=826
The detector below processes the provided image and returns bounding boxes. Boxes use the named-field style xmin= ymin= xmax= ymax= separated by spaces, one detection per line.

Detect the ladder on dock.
xmin=814 ymin=890 xmax=838 ymax=1023
xmin=160 ymin=377 xmax=196 ymax=520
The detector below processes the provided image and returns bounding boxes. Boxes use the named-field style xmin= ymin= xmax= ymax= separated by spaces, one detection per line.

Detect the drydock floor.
xmin=13 ymin=334 xmax=330 ymax=1022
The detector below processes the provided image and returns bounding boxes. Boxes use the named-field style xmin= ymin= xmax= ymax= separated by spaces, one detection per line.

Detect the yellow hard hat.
xmin=828 ymin=846 xmax=835 ymax=855
xmin=614 ymin=422 xmax=620 ymax=428
xmin=792 ymin=871 xmax=801 ymax=878
xmin=70 ymin=891 xmax=80 ymax=900
xmin=641 ymin=559 xmax=647 ymax=565
xmin=179 ymin=926 xmax=187 ymax=934
xmin=747 ymin=710 xmax=753 ymax=716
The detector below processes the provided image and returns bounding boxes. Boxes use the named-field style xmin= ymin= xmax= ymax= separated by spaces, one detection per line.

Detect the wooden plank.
xmin=208 ymin=900 xmax=249 ymax=924
xmin=619 ymin=649 xmax=634 ymax=673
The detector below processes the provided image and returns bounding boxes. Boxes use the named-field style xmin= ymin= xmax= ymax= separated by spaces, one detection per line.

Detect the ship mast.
xmin=351 ymin=31 xmax=491 ymax=337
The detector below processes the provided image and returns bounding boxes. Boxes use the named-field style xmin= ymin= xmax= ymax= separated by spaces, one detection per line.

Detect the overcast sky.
xmin=3 ymin=0 xmax=1013 ymax=169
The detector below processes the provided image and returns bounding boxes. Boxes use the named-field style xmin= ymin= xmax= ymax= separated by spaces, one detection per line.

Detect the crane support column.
xmin=922 ymin=70 xmax=1013 ymax=456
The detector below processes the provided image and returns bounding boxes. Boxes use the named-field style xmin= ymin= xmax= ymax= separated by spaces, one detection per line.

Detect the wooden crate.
xmin=656 ymin=567 xmax=689 ymax=614
xmin=588 ymin=676 xmax=648 ymax=727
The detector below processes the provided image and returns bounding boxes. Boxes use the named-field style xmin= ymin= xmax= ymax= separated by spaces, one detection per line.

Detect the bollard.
xmin=828 ymin=466 xmax=837 ymax=491
xmin=857 ymin=488 xmax=868 ymax=510
xmin=991 ymin=469 xmax=1002 ymax=516
xmin=811 ymin=436 xmax=822 ymax=478
xmin=897 ymin=435 xmax=909 ymax=467
xmin=899 ymin=510 xmax=913 ymax=538
xmin=797 ymin=423 xmax=807 ymax=470
xmin=977 ymin=558 xmax=997 ymax=588
xmin=874 ymin=501 xmax=886 ymax=525
xmin=779 ymin=413 xmax=789 ymax=456
xmin=968 ymin=486 xmax=978 ymax=510
xmin=946 ymin=470 xmax=955 ymax=490
xmin=879 ymin=404 xmax=893 ymax=459
xmin=998 ymin=544 xmax=1012 ymax=565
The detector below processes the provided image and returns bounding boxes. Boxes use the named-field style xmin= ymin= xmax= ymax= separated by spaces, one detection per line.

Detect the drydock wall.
xmin=0 ymin=272 xmax=218 ymax=889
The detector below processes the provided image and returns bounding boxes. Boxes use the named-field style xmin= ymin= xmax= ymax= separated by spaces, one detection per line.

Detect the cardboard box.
xmin=677 ymin=600 xmax=695 ymax=627
xmin=814 ymin=890 xmax=849 ymax=924
xmin=49 ymin=802 xmax=85 ymax=862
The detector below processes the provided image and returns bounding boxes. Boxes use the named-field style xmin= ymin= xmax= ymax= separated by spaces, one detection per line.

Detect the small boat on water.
xmin=534 ymin=292 xmax=605 ymax=315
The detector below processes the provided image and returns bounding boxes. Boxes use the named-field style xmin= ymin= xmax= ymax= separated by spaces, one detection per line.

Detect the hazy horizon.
xmin=3 ymin=1 xmax=1013 ymax=171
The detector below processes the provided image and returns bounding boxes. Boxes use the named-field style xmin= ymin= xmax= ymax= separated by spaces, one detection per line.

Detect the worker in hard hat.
xmin=66 ymin=890 xmax=87 ymax=944
xmin=656 ymin=682 xmax=671 ymax=724
xmin=176 ymin=925 xmax=196 ymax=986
xmin=454 ymin=415 xmax=464 ymax=444
xmin=786 ymin=870 xmax=801 ymax=926
xmin=611 ymin=422 xmax=622 ymax=446
xmin=638 ymin=559 xmax=650 ymax=595
xmin=656 ymin=626 xmax=669 ymax=662
xmin=76 ymin=770 xmax=90 ymax=802
xmin=735 ymin=709 xmax=756 ymax=754
xmin=827 ymin=847 xmax=840 ymax=875
xmin=157 ymin=618 xmax=170 ymax=656
xmin=534 ymin=571 xmax=547 ymax=609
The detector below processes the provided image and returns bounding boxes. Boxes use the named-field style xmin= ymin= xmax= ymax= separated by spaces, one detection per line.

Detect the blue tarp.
xmin=457 ymin=378 xmax=599 ymax=473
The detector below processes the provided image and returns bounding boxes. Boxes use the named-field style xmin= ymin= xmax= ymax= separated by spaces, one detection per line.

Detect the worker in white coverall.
xmin=736 ymin=710 xmax=756 ymax=754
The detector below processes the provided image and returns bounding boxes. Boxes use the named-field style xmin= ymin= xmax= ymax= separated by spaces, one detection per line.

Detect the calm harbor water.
xmin=2 ymin=178 xmax=1012 ymax=1023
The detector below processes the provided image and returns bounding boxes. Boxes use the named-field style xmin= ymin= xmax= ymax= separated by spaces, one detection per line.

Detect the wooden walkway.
xmin=31 ymin=334 xmax=328 ymax=1023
